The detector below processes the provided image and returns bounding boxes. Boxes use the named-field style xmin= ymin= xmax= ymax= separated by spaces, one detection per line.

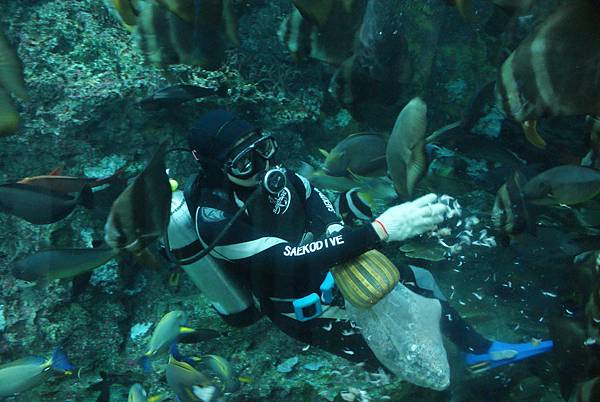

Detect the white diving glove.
xmin=373 ymin=193 xmax=449 ymax=242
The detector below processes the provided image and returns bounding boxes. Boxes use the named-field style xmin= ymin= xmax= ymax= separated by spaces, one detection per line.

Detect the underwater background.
xmin=1 ymin=0 xmax=600 ymax=400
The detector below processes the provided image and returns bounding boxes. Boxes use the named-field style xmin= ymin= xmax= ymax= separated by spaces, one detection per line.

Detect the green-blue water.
xmin=0 ymin=0 xmax=598 ymax=400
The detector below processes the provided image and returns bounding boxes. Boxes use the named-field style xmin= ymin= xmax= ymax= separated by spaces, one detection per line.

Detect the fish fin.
xmin=522 ymin=120 xmax=546 ymax=149
xmin=111 ymin=0 xmax=139 ymax=26
xmin=138 ymin=355 xmax=153 ymax=374
xmin=297 ymin=161 xmax=315 ymax=178
xmin=168 ymin=343 xmax=183 ymax=360
xmin=48 ymin=166 xmax=64 ymax=176
xmin=50 ymin=348 xmax=76 ymax=374
xmin=168 ymin=271 xmax=180 ymax=287
xmin=77 ymin=185 xmax=94 ymax=209
xmin=456 ymin=0 xmax=476 ymax=20
xmin=292 ymin=0 xmax=334 ymax=27
xmin=178 ymin=328 xmax=222 ymax=344
xmin=222 ymin=0 xmax=240 ymax=46
xmin=318 ymin=148 xmax=329 ymax=159
xmin=179 ymin=326 xmax=196 ymax=334
xmin=367 ymin=155 xmax=387 ymax=165
xmin=147 ymin=395 xmax=166 ymax=402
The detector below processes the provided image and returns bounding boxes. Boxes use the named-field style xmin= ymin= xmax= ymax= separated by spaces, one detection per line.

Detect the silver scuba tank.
xmin=165 ymin=190 xmax=253 ymax=315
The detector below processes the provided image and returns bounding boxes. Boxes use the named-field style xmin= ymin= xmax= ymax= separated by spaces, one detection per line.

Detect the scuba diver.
xmin=165 ymin=109 xmax=553 ymax=375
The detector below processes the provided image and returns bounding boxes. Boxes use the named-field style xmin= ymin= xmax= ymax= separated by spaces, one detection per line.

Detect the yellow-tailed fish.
xmin=298 ymin=162 xmax=359 ymax=193
xmin=0 ymin=183 xmax=93 ymax=224
xmin=386 ymin=97 xmax=428 ymax=199
xmin=523 ymin=165 xmax=600 ymax=206
xmin=19 ymin=167 xmax=126 ymax=194
xmin=322 ymin=132 xmax=387 ymax=177
xmin=104 ymin=141 xmax=171 ymax=255
xmin=138 ymin=310 xmax=195 ymax=372
xmin=0 ymin=29 xmax=26 ymax=100
xmin=0 ymin=348 xmax=75 ymax=397
xmin=128 ymin=383 xmax=164 ymax=402
xmin=193 ymin=354 xmax=240 ymax=393
xmin=166 ymin=345 xmax=220 ymax=402
xmin=12 ymin=246 xmax=117 ymax=282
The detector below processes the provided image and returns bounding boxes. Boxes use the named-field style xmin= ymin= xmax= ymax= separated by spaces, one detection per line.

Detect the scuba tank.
xmin=165 ymin=190 xmax=256 ymax=325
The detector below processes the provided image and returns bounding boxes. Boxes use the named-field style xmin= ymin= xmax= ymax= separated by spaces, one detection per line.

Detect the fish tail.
xmin=78 ymin=185 xmax=94 ymax=209
xmin=168 ymin=342 xmax=182 ymax=360
xmin=50 ymin=347 xmax=76 ymax=374
xmin=147 ymin=394 xmax=166 ymax=402
xmin=138 ymin=355 xmax=153 ymax=374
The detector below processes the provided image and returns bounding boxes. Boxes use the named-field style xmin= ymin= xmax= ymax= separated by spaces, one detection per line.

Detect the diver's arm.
xmin=196 ymin=208 xmax=381 ymax=277
xmin=293 ymin=172 xmax=343 ymax=233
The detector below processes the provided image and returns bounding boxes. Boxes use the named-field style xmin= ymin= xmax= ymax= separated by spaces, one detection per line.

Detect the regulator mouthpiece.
xmin=261 ymin=167 xmax=286 ymax=195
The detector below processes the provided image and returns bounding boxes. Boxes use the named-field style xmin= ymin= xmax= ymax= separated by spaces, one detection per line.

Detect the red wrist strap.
xmin=374 ymin=219 xmax=389 ymax=237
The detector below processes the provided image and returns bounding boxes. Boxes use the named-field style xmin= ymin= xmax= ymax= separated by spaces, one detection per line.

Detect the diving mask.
xmin=225 ymin=134 xmax=278 ymax=177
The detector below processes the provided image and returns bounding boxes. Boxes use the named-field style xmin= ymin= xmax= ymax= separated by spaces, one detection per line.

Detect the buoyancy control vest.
xmin=165 ymin=187 xmax=258 ymax=326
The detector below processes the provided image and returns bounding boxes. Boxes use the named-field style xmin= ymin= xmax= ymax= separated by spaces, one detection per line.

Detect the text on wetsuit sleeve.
xmin=283 ymin=235 xmax=345 ymax=256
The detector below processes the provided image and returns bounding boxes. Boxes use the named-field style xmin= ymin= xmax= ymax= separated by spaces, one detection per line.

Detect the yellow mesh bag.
xmin=331 ymin=249 xmax=400 ymax=308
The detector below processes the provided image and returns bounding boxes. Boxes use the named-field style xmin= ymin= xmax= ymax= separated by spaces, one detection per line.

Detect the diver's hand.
xmin=373 ymin=193 xmax=449 ymax=242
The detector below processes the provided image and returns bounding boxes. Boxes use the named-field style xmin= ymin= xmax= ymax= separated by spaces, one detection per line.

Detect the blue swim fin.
xmin=465 ymin=340 xmax=554 ymax=373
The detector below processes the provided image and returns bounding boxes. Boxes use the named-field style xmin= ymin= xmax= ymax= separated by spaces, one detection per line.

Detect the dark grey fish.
xmin=523 ymin=165 xmax=600 ymax=206
xmin=139 ymin=84 xmax=220 ymax=111
xmin=322 ymin=132 xmax=387 ymax=177
xmin=104 ymin=141 xmax=171 ymax=255
xmin=0 ymin=183 xmax=93 ymax=224
xmin=12 ymin=246 xmax=116 ymax=281
xmin=328 ymin=0 xmax=410 ymax=108
xmin=386 ymin=97 xmax=428 ymax=198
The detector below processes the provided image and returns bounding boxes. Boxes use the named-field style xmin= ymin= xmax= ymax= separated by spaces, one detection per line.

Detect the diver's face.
xmin=224 ymin=132 xmax=277 ymax=187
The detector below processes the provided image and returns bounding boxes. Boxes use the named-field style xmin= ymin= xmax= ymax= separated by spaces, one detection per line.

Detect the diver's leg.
xmin=266 ymin=311 xmax=381 ymax=370
xmin=397 ymin=264 xmax=491 ymax=353
xmin=397 ymin=265 xmax=554 ymax=372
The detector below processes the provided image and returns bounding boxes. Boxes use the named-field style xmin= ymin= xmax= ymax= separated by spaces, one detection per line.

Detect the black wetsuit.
xmin=187 ymin=169 xmax=491 ymax=367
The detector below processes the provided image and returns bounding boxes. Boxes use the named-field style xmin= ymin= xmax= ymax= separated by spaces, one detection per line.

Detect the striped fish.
xmin=277 ymin=0 xmax=366 ymax=65
xmin=104 ymin=141 xmax=171 ymax=255
xmin=496 ymin=1 xmax=600 ymax=149
xmin=331 ymin=249 xmax=400 ymax=308
xmin=106 ymin=0 xmax=140 ymax=28
xmin=328 ymin=0 xmax=410 ymax=108
xmin=134 ymin=0 xmax=236 ymax=69
xmin=491 ymin=170 xmax=533 ymax=244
